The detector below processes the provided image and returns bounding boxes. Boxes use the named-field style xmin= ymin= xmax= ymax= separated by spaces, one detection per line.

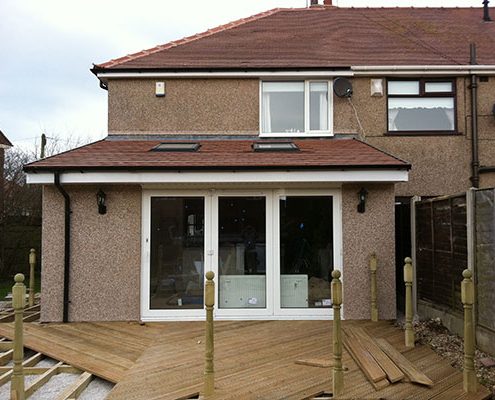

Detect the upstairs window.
xmin=387 ymin=79 xmax=456 ymax=133
xmin=261 ymin=81 xmax=331 ymax=136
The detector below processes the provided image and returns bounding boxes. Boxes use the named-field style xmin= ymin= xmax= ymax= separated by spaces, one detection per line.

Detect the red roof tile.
xmin=24 ymin=138 xmax=409 ymax=171
xmin=94 ymin=7 xmax=495 ymax=70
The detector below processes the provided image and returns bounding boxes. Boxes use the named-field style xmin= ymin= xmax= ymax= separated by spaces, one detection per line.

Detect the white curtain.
xmin=262 ymin=92 xmax=271 ymax=133
xmin=319 ymin=91 xmax=328 ymax=131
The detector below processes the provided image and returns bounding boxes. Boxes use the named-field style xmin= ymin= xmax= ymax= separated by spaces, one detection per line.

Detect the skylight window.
xmin=152 ymin=142 xmax=200 ymax=152
xmin=252 ymin=142 xmax=299 ymax=152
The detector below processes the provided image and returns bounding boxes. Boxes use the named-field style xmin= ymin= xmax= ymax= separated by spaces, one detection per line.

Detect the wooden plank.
xmin=295 ymin=359 xmax=333 ymax=368
xmin=56 ymin=371 xmax=93 ymax=400
xmin=351 ymin=328 xmax=405 ymax=383
xmin=23 ymin=312 xmax=40 ymax=322
xmin=343 ymin=334 xmax=387 ymax=383
xmin=375 ymin=338 xmax=434 ymax=387
xmin=0 ymin=365 xmax=79 ymax=374
xmin=0 ymin=352 xmax=44 ymax=387
xmin=25 ymin=361 xmax=64 ymax=397
xmin=0 ymin=342 xmax=13 ymax=351
xmin=0 ymin=349 xmax=13 ymax=365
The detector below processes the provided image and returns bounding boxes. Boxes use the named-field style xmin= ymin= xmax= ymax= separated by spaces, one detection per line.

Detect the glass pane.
xmin=388 ymin=81 xmax=419 ymax=95
xmin=150 ymin=197 xmax=204 ymax=309
xmin=280 ymin=196 xmax=333 ymax=308
xmin=425 ymin=82 xmax=453 ymax=93
xmin=218 ymin=197 xmax=266 ymax=308
xmin=262 ymin=81 xmax=304 ymax=133
xmin=310 ymin=82 xmax=328 ymax=131
xmin=388 ymin=97 xmax=455 ymax=131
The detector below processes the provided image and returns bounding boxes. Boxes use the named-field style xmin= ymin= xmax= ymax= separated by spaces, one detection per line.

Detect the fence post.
xmin=461 ymin=269 xmax=477 ymax=393
xmin=331 ymin=269 xmax=343 ymax=397
xmin=11 ymin=273 xmax=26 ymax=400
xmin=28 ymin=249 xmax=36 ymax=307
xmin=204 ymin=271 xmax=215 ymax=397
xmin=370 ymin=253 xmax=378 ymax=322
xmin=404 ymin=257 xmax=414 ymax=348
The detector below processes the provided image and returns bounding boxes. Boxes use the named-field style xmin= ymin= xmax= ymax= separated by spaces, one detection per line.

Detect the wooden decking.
xmin=0 ymin=320 xmax=491 ymax=400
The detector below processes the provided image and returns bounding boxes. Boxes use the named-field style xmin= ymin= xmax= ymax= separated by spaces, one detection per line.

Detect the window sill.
xmin=259 ymin=132 xmax=334 ymax=138
xmin=384 ymin=131 xmax=463 ymax=137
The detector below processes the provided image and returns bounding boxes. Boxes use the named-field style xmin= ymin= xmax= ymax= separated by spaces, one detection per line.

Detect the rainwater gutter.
xmin=54 ymin=172 xmax=71 ymax=323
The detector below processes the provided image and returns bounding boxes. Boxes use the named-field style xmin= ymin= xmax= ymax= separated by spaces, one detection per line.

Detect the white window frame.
xmin=259 ymin=80 xmax=334 ymax=137
xmin=140 ymin=188 xmax=343 ymax=321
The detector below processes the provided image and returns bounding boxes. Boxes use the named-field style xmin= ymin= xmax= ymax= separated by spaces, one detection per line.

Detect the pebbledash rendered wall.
xmin=107 ymin=77 xmax=495 ymax=197
xmin=40 ymin=183 xmax=395 ymax=322
xmin=41 ymin=185 xmax=142 ymax=322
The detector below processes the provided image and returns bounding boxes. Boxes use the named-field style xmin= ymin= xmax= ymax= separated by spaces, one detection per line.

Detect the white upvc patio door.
xmin=211 ymin=191 xmax=274 ymax=319
xmin=141 ymin=188 xmax=342 ymax=321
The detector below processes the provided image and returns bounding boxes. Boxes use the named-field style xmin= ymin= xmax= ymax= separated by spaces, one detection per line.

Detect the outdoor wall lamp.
xmin=97 ymin=189 xmax=107 ymax=215
xmin=357 ymin=187 xmax=368 ymax=213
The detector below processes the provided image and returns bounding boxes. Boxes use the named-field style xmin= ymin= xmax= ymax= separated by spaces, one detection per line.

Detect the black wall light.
xmin=357 ymin=188 xmax=368 ymax=213
xmin=97 ymin=189 xmax=107 ymax=215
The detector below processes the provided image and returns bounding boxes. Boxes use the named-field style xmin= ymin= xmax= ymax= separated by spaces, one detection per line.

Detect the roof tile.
xmin=94 ymin=7 xmax=495 ymax=70
xmin=24 ymin=138 xmax=409 ymax=171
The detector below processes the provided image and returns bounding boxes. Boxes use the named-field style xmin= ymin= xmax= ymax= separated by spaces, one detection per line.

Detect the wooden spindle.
xmin=204 ymin=271 xmax=215 ymax=396
xmin=28 ymin=249 xmax=36 ymax=307
xmin=461 ymin=269 xmax=477 ymax=393
xmin=11 ymin=273 xmax=26 ymax=400
xmin=331 ymin=269 xmax=343 ymax=397
xmin=370 ymin=253 xmax=378 ymax=322
xmin=404 ymin=257 xmax=414 ymax=348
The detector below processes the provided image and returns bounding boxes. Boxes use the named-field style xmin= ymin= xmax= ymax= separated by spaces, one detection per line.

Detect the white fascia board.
xmin=26 ymin=169 xmax=408 ymax=185
xmin=352 ymin=65 xmax=495 ymax=76
xmin=97 ymin=70 xmax=354 ymax=80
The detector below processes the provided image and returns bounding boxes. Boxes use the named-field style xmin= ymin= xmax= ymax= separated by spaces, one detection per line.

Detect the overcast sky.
xmin=0 ymin=0 xmax=485 ymax=148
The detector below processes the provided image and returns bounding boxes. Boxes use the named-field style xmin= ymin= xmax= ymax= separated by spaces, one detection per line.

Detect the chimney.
xmin=324 ymin=0 xmax=332 ymax=5
xmin=484 ymin=0 xmax=492 ymax=21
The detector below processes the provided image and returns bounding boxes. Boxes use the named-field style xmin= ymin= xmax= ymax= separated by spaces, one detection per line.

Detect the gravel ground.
xmin=396 ymin=317 xmax=495 ymax=397
xmin=0 ymin=355 xmax=114 ymax=400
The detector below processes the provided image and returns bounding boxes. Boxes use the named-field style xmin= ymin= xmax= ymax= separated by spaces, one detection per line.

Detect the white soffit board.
xmin=26 ymin=170 xmax=408 ymax=185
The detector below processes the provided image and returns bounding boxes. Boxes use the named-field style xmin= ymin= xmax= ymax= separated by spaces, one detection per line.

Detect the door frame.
xmin=140 ymin=188 xmax=343 ymax=321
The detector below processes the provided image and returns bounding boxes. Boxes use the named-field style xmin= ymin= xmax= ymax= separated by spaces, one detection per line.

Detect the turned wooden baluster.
xmin=332 ymin=269 xmax=343 ymax=397
xmin=461 ymin=269 xmax=477 ymax=393
xmin=370 ymin=253 xmax=378 ymax=322
xmin=404 ymin=257 xmax=414 ymax=348
xmin=11 ymin=273 xmax=26 ymax=400
xmin=28 ymin=249 xmax=36 ymax=308
xmin=204 ymin=271 xmax=215 ymax=396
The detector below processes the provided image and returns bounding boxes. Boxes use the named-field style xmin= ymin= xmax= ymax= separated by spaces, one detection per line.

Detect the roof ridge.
xmin=352 ymin=138 xmax=410 ymax=167
xmin=96 ymin=8 xmax=287 ymax=69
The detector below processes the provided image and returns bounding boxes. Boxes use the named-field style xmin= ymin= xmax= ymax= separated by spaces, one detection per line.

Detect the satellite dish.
xmin=333 ymin=77 xmax=353 ymax=98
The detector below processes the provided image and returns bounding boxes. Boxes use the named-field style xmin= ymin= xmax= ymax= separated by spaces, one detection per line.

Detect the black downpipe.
xmin=470 ymin=43 xmax=480 ymax=188
xmin=54 ymin=172 xmax=71 ymax=322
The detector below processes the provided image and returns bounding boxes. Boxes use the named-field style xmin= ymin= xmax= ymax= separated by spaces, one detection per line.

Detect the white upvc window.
xmin=260 ymin=80 xmax=333 ymax=137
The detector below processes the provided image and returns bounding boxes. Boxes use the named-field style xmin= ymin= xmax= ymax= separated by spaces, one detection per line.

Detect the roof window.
xmin=252 ymin=142 xmax=299 ymax=152
xmin=152 ymin=142 xmax=200 ymax=152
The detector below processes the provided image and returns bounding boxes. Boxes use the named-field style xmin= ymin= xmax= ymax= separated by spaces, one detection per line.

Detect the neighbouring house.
xmin=24 ymin=2 xmax=495 ymax=323
xmin=0 ymin=130 xmax=13 ymax=219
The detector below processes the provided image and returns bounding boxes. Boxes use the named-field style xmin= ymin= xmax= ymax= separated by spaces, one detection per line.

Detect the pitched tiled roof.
xmin=24 ymin=138 xmax=409 ymax=171
xmin=0 ymin=130 xmax=13 ymax=147
xmin=94 ymin=7 xmax=495 ymax=70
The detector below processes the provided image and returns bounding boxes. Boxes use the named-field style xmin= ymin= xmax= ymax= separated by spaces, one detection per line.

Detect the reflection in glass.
xmin=280 ymin=196 xmax=333 ymax=308
xmin=310 ymin=82 xmax=329 ymax=131
xmin=150 ymin=197 xmax=204 ymax=309
xmin=388 ymin=98 xmax=455 ymax=131
xmin=262 ymin=82 xmax=304 ymax=133
xmin=218 ymin=197 xmax=266 ymax=308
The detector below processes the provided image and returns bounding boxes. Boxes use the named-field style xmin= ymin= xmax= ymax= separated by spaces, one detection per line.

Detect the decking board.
xmin=0 ymin=320 xmax=491 ymax=400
